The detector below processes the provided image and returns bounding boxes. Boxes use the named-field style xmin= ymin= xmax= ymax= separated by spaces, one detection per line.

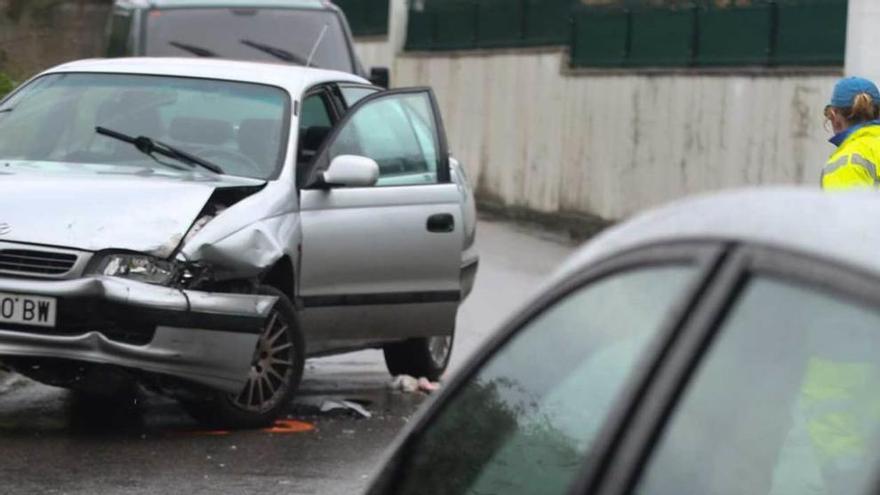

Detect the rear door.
xmin=366 ymin=243 xmax=723 ymax=495
xmin=297 ymin=88 xmax=463 ymax=344
xmin=590 ymin=246 xmax=880 ymax=495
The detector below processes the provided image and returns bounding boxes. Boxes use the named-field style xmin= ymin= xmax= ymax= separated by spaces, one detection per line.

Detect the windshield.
xmin=144 ymin=8 xmax=355 ymax=73
xmin=0 ymin=73 xmax=289 ymax=180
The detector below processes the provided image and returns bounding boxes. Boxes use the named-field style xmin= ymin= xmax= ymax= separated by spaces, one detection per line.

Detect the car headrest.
xmin=169 ymin=117 xmax=234 ymax=145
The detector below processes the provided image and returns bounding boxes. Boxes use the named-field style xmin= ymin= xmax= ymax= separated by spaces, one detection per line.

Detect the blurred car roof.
xmin=555 ymin=187 xmax=880 ymax=281
xmin=38 ymin=57 xmax=367 ymax=97
xmin=118 ymin=0 xmax=333 ymax=10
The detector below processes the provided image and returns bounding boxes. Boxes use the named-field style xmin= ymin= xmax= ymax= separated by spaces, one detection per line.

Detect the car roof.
xmin=555 ymin=187 xmax=880 ymax=281
xmin=117 ymin=0 xmax=332 ymax=10
xmin=38 ymin=57 xmax=367 ymax=96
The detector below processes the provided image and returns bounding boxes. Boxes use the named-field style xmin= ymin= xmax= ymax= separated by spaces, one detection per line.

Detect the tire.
xmin=183 ymin=286 xmax=305 ymax=429
xmin=383 ymin=331 xmax=454 ymax=382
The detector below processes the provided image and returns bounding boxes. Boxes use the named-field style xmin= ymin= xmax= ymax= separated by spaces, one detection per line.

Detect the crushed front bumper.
xmin=0 ymin=276 xmax=276 ymax=393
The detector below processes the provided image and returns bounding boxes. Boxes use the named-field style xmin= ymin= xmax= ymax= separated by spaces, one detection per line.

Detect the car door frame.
xmin=295 ymin=82 xmax=344 ymax=185
xmin=298 ymin=86 xmax=452 ymax=189
xmin=366 ymin=241 xmax=727 ymax=494
xmin=579 ymin=243 xmax=880 ymax=495
xmin=331 ymin=82 xmax=381 ymax=111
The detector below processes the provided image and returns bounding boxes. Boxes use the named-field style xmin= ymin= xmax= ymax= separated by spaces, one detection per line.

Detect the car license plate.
xmin=0 ymin=292 xmax=56 ymax=328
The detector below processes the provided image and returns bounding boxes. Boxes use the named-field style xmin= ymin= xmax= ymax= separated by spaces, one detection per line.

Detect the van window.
xmin=143 ymin=8 xmax=355 ymax=73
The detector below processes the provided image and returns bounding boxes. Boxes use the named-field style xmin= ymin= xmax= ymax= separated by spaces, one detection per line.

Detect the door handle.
xmin=427 ymin=213 xmax=455 ymax=233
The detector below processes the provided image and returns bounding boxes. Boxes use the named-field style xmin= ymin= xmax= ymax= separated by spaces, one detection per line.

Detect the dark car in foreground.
xmin=367 ymin=188 xmax=880 ymax=495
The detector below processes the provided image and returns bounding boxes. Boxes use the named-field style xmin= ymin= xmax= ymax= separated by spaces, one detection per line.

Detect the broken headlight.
xmin=94 ymin=254 xmax=178 ymax=286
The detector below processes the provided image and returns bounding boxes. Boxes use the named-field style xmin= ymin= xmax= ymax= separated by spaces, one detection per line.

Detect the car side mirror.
xmin=369 ymin=67 xmax=390 ymax=89
xmin=313 ymin=155 xmax=379 ymax=189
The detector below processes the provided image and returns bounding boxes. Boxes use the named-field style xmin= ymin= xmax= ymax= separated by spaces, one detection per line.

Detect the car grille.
xmin=0 ymin=249 xmax=78 ymax=276
xmin=1 ymin=299 xmax=157 ymax=346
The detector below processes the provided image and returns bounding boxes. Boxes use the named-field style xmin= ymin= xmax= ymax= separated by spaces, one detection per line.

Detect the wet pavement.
xmin=0 ymin=218 xmax=577 ymax=495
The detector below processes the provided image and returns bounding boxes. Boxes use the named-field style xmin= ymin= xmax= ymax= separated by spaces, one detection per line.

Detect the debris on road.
xmin=417 ymin=377 xmax=440 ymax=393
xmin=319 ymin=399 xmax=372 ymax=419
xmin=388 ymin=375 xmax=419 ymax=393
xmin=264 ymin=419 xmax=316 ymax=434
xmin=0 ymin=373 xmax=29 ymax=395
xmin=388 ymin=375 xmax=441 ymax=394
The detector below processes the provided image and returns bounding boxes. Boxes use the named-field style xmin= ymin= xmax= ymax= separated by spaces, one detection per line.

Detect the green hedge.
xmin=0 ymin=73 xmax=14 ymax=99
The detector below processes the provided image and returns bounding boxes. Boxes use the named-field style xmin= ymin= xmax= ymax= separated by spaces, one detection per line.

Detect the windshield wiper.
xmin=96 ymin=126 xmax=224 ymax=174
xmin=0 ymin=108 xmax=12 ymax=113
xmin=169 ymin=41 xmax=217 ymax=58
xmin=240 ymin=39 xmax=309 ymax=66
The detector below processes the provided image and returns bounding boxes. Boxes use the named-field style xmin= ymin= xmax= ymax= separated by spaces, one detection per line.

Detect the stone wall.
xmin=0 ymin=0 xmax=111 ymax=82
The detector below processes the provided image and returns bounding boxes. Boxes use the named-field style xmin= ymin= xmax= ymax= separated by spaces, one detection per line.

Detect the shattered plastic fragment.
xmin=388 ymin=375 xmax=440 ymax=394
xmin=388 ymin=375 xmax=419 ymax=393
xmin=264 ymin=419 xmax=316 ymax=434
xmin=319 ymin=399 xmax=372 ymax=419
xmin=417 ymin=377 xmax=440 ymax=393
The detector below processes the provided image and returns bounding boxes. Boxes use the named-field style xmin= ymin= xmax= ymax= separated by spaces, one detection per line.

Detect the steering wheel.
xmin=191 ymin=148 xmax=263 ymax=175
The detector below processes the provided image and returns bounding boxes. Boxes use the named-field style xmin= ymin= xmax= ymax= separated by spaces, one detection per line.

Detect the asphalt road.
xmin=0 ymin=218 xmax=577 ymax=495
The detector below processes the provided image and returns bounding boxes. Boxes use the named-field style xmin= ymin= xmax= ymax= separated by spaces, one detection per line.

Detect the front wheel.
xmin=183 ymin=286 xmax=304 ymax=429
xmin=383 ymin=332 xmax=454 ymax=381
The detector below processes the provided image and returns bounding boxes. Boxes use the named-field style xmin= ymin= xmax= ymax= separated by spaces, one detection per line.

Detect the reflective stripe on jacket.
xmin=822 ymin=125 xmax=880 ymax=190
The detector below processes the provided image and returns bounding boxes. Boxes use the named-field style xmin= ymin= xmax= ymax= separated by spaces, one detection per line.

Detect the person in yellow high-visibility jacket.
xmin=822 ymin=76 xmax=880 ymax=190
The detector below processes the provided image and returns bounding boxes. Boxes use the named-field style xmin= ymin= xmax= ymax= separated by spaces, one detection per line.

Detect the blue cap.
xmin=831 ymin=76 xmax=880 ymax=108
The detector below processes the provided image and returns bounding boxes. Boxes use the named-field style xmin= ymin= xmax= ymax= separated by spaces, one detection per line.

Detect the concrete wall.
xmin=354 ymin=2 xmax=839 ymax=220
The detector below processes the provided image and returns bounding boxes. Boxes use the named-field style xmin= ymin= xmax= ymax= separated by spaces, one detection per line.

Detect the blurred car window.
xmin=339 ymin=86 xmax=379 ymax=108
xmin=297 ymin=93 xmax=335 ymax=178
xmin=144 ymin=8 xmax=353 ymax=73
xmin=301 ymin=93 xmax=333 ymax=129
xmin=389 ymin=265 xmax=697 ymax=495
xmin=636 ymin=276 xmax=880 ymax=495
xmin=0 ymin=73 xmax=288 ymax=179
xmin=328 ymin=92 xmax=440 ymax=187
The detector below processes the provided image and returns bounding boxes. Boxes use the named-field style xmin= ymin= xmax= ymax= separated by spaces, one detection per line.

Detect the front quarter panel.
xmin=180 ymin=181 xmax=301 ymax=279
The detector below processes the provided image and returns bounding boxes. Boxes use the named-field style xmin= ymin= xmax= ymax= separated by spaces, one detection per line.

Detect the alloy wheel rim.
xmin=231 ymin=309 xmax=294 ymax=413
xmin=427 ymin=336 xmax=452 ymax=368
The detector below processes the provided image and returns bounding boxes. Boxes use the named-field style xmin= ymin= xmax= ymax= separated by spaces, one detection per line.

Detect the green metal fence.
xmin=334 ymin=0 xmax=390 ymax=37
xmin=696 ymin=4 xmax=774 ymax=66
xmin=405 ymin=0 xmax=571 ymax=51
xmin=775 ymin=0 xmax=848 ymax=65
xmin=406 ymin=0 xmax=847 ymax=69
xmin=570 ymin=7 xmax=628 ymax=67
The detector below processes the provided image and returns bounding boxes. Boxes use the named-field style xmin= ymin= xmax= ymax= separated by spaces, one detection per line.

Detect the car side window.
xmin=325 ymin=91 xmax=442 ymax=187
xmin=387 ymin=264 xmax=699 ymax=495
xmin=339 ymin=85 xmax=379 ymax=108
xmin=635 ymin=276 xmax=880 ymax=495
xmin=300 ymin=93 xmax=333 ymax=129
xmin=297 ymin=92 xmax=335 ymax=180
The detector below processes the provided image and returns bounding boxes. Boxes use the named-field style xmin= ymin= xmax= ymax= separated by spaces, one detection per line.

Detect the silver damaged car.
xmin=0 ymin=58 xmax=478 ymax=427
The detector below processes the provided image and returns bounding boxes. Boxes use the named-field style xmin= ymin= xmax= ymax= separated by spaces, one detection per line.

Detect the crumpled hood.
xmin=0 ymin=167 xmax=264 ymax=257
